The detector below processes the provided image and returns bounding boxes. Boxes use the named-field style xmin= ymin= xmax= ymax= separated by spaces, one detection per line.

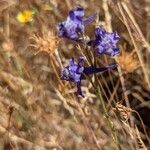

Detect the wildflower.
xmin=17 ymin=10 xmax=34 ymax=23
xmin=57 ymin=7 xmax=96 ymax=41
xmin=88 ymin=26 xmax=120 ymax=57
xmin=61 ymin=56 xmax=117 ymax=96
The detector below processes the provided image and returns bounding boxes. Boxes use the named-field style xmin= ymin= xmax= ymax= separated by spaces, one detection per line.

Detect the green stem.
xmin=87 ymin=75 xmax=121 ymax=150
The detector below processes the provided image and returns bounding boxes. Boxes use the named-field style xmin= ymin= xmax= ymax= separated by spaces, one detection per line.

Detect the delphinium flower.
xmin=88 ymin=26 xmax=120 ymax=57
xmin=57 ymin=7 xmax=96 ymax=41
xmin=17 ymin=10 xmax=35 ymax=23
xmin=61 ymin=56 xmax=117 ymax=96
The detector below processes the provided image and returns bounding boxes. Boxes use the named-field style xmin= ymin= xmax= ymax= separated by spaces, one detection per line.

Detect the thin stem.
xmin=86 ymin=74 xmax=121 ymax=150
xmin=95 ymin=76 xmax=122 ymax=150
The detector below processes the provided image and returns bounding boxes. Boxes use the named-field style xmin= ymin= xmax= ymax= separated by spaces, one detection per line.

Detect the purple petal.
xmin=73 ymin=74 xmax=81 ymax=82
xmin=83 ymin=64 xmax=117 ymax=75
xmin=78 ymin=56 xmax=85 ymax=66
xmin=77 ymin=56 xmax=85 ymax=74
xmin=95 ymin=27 xmax=106 ymax=38
xmin=61 ymin=67 xmax=70 ymax=81
xmin=69 ymin=7 xmax=84 ymax=21
xmin=96 ymin=45 xmax=105 ymax=54
xmin=111 ymin=48 xmax=120 ymax=56
xmin=76 ymin=81 xmax=84 ymax=96
xmin=83 ymin=13 xmax=97 ymax=25
xmin=114 ymin=32 xmax=120 ymax=40
xmin=69 ymin=57 xmax=75 ymax=66
xmin=69 ymin=10 xmax=75 ymax=20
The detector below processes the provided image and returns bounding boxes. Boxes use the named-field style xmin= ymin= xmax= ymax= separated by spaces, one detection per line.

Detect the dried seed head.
xmin=113 ymin=102 xmax=132 ymax=122
xmin=30 ymin=31 xmax=59 ymax=56
xmin=116 ymin=50 xmax=140 ymax=74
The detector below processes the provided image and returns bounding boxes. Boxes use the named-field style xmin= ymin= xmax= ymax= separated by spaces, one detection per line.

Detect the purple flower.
xmin=89 ymin=26 xmax=120 ymax=57
xmin=57 ymin=7 xmax=96 ymax=41
xmin=61 ymin=57 xmax=85 ymax=83
xmin=61 ymin=56 xmax=117 ymax=96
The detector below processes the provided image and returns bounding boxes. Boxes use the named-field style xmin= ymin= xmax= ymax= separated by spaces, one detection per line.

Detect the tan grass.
xmin=0 ymin=0 xmax=149 ymax=149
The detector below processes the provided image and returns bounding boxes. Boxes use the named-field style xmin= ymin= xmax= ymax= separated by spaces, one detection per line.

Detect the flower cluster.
xmin=88 ymin=27 xmax=120 ymax=57
xmin=57 ymin=7 xmax=96 ymax=41
xmin=57 ymin=7 xmax=120 ymax=96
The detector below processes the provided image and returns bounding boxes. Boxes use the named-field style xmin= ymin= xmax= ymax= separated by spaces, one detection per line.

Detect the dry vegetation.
xmin=0 ymin=0 xmax=150 ymax=149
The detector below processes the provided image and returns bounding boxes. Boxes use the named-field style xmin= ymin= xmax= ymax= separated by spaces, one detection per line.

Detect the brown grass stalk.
xmin=117 ymin=2 xmax=150 ymax=89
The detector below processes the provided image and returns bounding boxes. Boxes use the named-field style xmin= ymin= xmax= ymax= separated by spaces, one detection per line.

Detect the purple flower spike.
xmin=89 ymin=26 xmax=120 ymax=57
xmin=57 ymin=7 xmax=96 ymax=41
xmin=61 ymin=56 xmax=117 ymax=96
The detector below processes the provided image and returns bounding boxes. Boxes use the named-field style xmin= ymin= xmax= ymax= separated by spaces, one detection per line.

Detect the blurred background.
xmin=0 ymin=0 xmax=150 ymax=149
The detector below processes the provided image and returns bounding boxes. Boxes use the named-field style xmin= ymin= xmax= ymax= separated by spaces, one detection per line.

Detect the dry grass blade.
xmin=121 ymin=2 xmax=150 ymax=54
xmin=135 ymin=126 xmax=147 ymax=150
xmin=103 ymin=0 xmax=131 ymax=110
xmin=0 ymin=71 xmax=33 ymax=96
xmin=0 ymin=0 xmax=17 ymax=12
xmin=117 ymin=2 xmax=150 ymax=89
xmin=0 ymin=125 xmax=63 ymax=149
